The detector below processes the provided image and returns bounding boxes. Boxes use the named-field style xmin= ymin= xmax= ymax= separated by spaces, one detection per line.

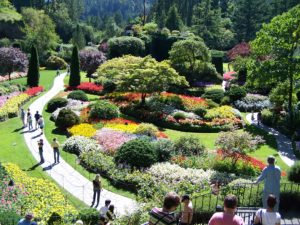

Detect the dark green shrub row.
xmin=46 ymin=97 xmax=68 ymax=112
xmin=67 ymin=90 xmax=88 ymax=101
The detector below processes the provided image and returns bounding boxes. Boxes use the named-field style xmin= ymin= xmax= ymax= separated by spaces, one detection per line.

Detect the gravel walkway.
xmin=23 ymin=73 xmax=137 ymax=216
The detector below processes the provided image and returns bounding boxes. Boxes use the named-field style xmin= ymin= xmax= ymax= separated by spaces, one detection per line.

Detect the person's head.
xmin=181 ymin=194 xmax=190 ymax=205
xmin=25 ymin=213 xmax=34 ymax=221
xmin=39 ymin=139 xmax=43 ymax=143
xmin=108 ymin=204 xmax=114 ymax=212
xmin=163 ymin=192 xmax=180 ymax=212
xmin=53 ymin=138 xmax=57 ymax=142
xmin=74 ymin=220 xmax=83 ymax=225
xmin=267 ymin=156 xmax=276 ymax=165
xmin=105 ymin=199 xmax=111 ymax=206
xmin=224 ymin=195 xmax=238 ymax=212
xmin=95 ymin=174 xmax=100 ymax=180
xmin=267 ymin=194 xmax=277 ymax=209
xmin=36 ymin=111 xmax=39 ymax=114
xmin=99 ymin=216 xmax=106 ymax=225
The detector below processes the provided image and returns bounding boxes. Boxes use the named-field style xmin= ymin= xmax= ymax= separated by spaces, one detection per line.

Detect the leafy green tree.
xmin=21 ymin=8 xmax=59 ymax=60
xmin=72 ymin=24 xmax=86 ymax=50
xmin=165 ymin=5 xmax=183 ymax=31
xmin=65 ymin=0 xmax=84 ymax=22
xmin=108 ymin=36 xmax=145 ymax=58
xmin=69 ymin=46 xmax=81 ymax=87
xmin=27 ymin=46 xmax=40 ymax=87
xmin=97 ymin=55 xmax=188 ymax=104
xmin=169 ymin=38 xmax=219 ymax=83
xmin=249 ymin=5 xmax=300 ymax=124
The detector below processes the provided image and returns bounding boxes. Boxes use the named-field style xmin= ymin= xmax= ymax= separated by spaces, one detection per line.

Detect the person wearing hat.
xmin=18 ymin=213 xmax=37 ymax=225
xmin=254 ymin=156 xmax=281 ymax=212
xmin=180 ymin=194 xmax=193 ymax=225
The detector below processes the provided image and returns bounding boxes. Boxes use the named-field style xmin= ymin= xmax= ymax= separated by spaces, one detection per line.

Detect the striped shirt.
xmin=149 ymin=207 xmax=178 ymax=225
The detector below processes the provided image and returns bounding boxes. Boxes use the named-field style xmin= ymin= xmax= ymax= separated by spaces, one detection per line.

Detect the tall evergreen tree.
xmin=69 ymin=46 xmax=81 ymax=87
xmin=72 ymin=24 xmax=85 ymax=50
xmin=165 ymin=5 xmax=183 ymax=31
xmin=27 ymin=46 xmax=40 ymax=87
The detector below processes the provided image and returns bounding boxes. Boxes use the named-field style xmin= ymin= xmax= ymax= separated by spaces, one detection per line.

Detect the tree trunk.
xmin=141 ymin=93 xmax=146 ymax=105
xmin=143 ymin=0 xmax=146 ymax=26
xmin=8 ymin=72 xmax=11 ymax=81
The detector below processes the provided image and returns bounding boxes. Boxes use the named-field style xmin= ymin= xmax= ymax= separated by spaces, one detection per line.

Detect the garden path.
xmin=23 ymin=72 xmax=137 ymax=216
xmin=246 ymin=113 xmax=297 ymax=167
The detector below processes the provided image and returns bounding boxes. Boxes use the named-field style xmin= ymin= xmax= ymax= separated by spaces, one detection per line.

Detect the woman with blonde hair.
xmin=91 ymin=174 xmax=102 ymax=208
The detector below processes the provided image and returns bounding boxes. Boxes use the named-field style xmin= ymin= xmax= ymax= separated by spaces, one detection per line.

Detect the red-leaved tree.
xmin=227 ymin=42 xmax=251 ymax=61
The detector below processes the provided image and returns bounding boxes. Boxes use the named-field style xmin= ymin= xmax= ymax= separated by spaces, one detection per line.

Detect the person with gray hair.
xmin=255 ymin=156 xmax=281 ymax=211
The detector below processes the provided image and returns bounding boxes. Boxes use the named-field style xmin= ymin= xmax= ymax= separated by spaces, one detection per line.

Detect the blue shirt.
xmin=18 ymin=219 xmax=37 ymax=225
xmin=257 ymin=165 xmax=281 ymax=194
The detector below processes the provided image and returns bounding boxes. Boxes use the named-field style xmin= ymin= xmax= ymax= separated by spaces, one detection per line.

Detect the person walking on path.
xmin=254 ymin=156 xmax=281 ymax=212
xmin=91 ymin=174 xmax=102 ymax=208
xmin=18 ymin=212 xmax=37 ymax=225
xmin=20 ymin=108 xmax=25 ymax=127
xmin=34 ymin=111 xmax=40 ymax=129
xmin=254 ymin=194 xmax=281 ymax=225
xmin=257 ymin=111 xmax=262 ymax=125
xmin=208 ymin=195 xmax=244 ymax=225
xmin=180 ymin=194 xmax=193 ymax=225
xmin=38 ymin=116 xmax=44 ymax=135
xmin=51 ymin=138 xmax=60 ymax=164
xmin=56 ymin=69 xmax=60 ymax=76
xmin=27 ymin=113 xmax=33 ymax=131
xmin=38 ymin=139 xmax=44 ymax=164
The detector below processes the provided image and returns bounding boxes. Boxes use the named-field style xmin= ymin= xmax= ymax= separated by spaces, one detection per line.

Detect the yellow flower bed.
xmin=205 ymin=106 xmax=237 ymax=120
xmin=4 ymin=163 xmax=77 ymax=223
xmin=104 ymin=123 xmax=139 ymax=133
xmin=0 ymin=93 xmax=30 ymax=120
xmin=68 ymin=123 xmax=96 ymax=137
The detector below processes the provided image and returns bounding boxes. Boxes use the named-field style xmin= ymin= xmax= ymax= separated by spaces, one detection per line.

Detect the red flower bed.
xmin=66 ymin=82 xmax=103 ymax=94
xmin=24 ymin=86 xmax=44 ymax=96
xmin=101 ymin=118 xmax=138 ymax=125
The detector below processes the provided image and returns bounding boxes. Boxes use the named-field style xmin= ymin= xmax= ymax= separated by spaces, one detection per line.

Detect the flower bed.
xmin=4 ymin=163 xmax=77 ymax=223
xmin=67 ymin=82 xmax=103 ymax=94
xmin=24 ymin=86 xmax=44 ymax=96
xmin=0 ymin=91 xmax=20 ymax=107
xmin=68 ymin=123 xmax=97 ymax=137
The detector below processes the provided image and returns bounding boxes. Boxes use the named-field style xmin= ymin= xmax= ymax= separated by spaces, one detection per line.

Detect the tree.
xmin=227 ymin=42 xmax=251 ymax=61
xmin=0 ymin=47 xmax=28 ymax=81
xmin=108 ymin=36 xmax=145 ymax=58
xmin=165 ymin=5 xmax=183 ymax=31
xmin=21 ymin=8 xmax=60 ymax=60
xmin=97 ymin=55 xmax=188 ymax=104
xmin=69 ymin=46 xmax=81 ymax=87
xmin=72 ymin=24 xmax=86 ymax=50
xmin=169 ymin=38 xmax=219 ymax=83
xmin=27 ymin=46 xmax=40 ymax=87
xmin=249 ymin=5 xmax=300 ymax=124
xmin=79 ymin=50 xmax=106 ymax=82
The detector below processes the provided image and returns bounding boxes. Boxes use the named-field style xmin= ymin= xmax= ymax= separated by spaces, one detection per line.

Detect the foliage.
xmin=227 ymin=85 xmax=246 ymax=102
xmin=68 ymin=123 xmax=96 ymax=137
xmin=67 ymin=90 xmax=88 ymax=101
xmin=261 ymin=109 xmax=275 ymax=126
xmin=227 ymin=42 xmax=251 ymax=61
xmin=55 ymin=108 xmax=80 ymax=129
xmin=134 ymin=123 xmax=159 ymax=137
xmin=89 ymin=100 xmax=119 ymax=120
xmin=173 ymin=136 xmax=205 ymax=156
xmin=234 ymin=94 xmax=272 ymax=112
xmin=27 ymin=46 xmax=40 ymax=87
xmin=47 ymin=97 xmax=68 ymax=112
xmin=72 ymin=24 xmax=85 ymax=50
xmin=46 ymin=55 xmax=67 ymax=70
xmin=98 ymin=55 xmax=188 ymax=103
xmin=153 ymin=139 xmax=174 ymax=162
xmin=63 ymin=135 xmax=101 ymax=155
xmin=0 ymin=47 xmax=28 ymax=81
xmin=288 ymin=161 xmax=300 ymax=184
xmin=202 ymin=89 xmax=225 ymax=103
xmin=79 ymin=49 xmax=106 ymax=77
xmin=69 ymin=46 xmax=81 ymax=87
xmin=4 ymin=163 xmax=77 ymax=223
xmin=108 ymin=36 xmax=145 ymax=58
xmin=115 ymin=139 xmax=157 ymax=168
xmin=165 ymin=5 xmax=183 ymax=31
xmin=78 ymin=208 xmax=99 ymax=225
xmin=269 ymin=81 xmax=297 ymax=108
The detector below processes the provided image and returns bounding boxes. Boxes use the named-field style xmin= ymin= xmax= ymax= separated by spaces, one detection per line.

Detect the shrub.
xmin=108 ymin=36 xmax=145 ymax=58
xmin=89 ymin=100 xmax=119 ymax=120
xmin=103 ymin=80 xmax=116 ymax=93
xmin=78 ymin=208 xmax=99 ymax=225
xmin=153 ymin=139 xmax=174 ymax=162
xmin=234 ymin=94 xmax=271 ymax=112
xmin=173 ymin=136 xmax=205 ymax=156
xmin=55 ymin=108 xmax=80 ymax=129
xmin=227 ymin=86 xmax=246 ymax=102
xmin=173 ymin=112 xmax=186 ymax=120
xmin=63 ymin=136 xmax=101 ymax=155
xmin=288 ymin=162 xmax=300 ymax=184
xmin=115 ymin=139 xmax=157 ymax=168
xmin=67 ymin=90 xmax=88 ymax=101
xmin=213 ymin=158 xmax=259 ymax=176
xmin=162 ymin=95 xmax=184 ymax=110
xmin=193 ymin=106 xmax=207 ymax=117
xmin=46 ymin=55 xmax=67 ymax=70
xmin=47 ymin=97 xmax=68 ymax=112
xmin=261 ymin=109 xmax=274 ymax=126
xmin=206 ymin=99 xmax=219 ymax=108
xmin=134 ymin=123 xmax=159 ymax=137
xmin=202 ymin=89 xmax=224 ymax=103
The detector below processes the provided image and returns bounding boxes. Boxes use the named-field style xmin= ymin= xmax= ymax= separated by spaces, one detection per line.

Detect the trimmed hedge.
xmin=201 ymin=89 xmax=225 ymax=104
xmin=46 ymin=97 xmax=68 ymax=112
xmin=55 ymin=108 xmax=80 ymax=129
xmin=67 ymin=90 xmax=88 ymax=101
xmin=89 ymin=100 xmax=119 ymax=120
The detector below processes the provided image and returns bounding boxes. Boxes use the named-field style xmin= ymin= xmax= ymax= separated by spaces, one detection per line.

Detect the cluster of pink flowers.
xmin=0 ymin=92 xmax=20 ymax=107
xmin=24 ymin=86 xmax=44 ymax=96
xmin=223 ymin=71 xmax=237 ymax=81
xmin=95 ymin=128 xmax=137 ymax=155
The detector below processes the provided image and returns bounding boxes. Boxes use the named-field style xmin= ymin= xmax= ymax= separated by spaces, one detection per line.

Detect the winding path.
xmin=23 ymin=73 xmax=137 ymax=216
xmin=246 ymin=113 xmax=297 ymax=167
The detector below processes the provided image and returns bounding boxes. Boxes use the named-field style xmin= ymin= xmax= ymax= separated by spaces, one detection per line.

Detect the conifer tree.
xmin=27 ymin=46 xmax=40 ymax=87
xmin=165 ymin=5 xmax=183 ymax=31
xmin=69 ymin=45 xmax=81 ymax=87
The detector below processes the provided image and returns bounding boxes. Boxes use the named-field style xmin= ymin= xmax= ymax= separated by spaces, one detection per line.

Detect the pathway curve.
xmin=246 ymin=113 xmax=297 ymax=167
xmin=23 ymin=73 xmax=137 ymax=216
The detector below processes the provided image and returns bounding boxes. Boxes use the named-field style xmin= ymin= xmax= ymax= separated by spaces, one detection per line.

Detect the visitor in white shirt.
xmin=100 ymin=199 xmax=111 ymax=216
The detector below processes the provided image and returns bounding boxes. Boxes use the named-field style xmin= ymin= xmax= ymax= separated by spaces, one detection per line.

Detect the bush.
xmin=206 ymin=99 xmax=219 ymax=108
xmin=78 ymin=208 xmax=99 ymax=225
xmin=162 ymin=95 xmax=184 ymax=110
xmin=173 ymin=136 xmax=205 ymax=156
xmin=234 ymin=94 xmax=271 ymax=112
xmin=63 ymin=136 xmax=101 ymax=155
xmin=220 ymin=96 xmax=231 ymax=105
xmin=55 ymin=108 xmax=80 ymax=129
xmin=261 ymin=109 xmax=275 ymax=126
xmin=193 ymin=106 xmax=207 ymax=117
xmin=134 ymin=123 xmax=159 ymax=137
xmin=103 ymin=80 xmax=116 ymax=93
xmin=108 ymin=36 xmax=145 ymax=58
xmin=46 ymin=97 xmax=68 ymax=112
xmin=202 ymin=89 xmax=224 ymax=103
xmin=67 ymin=90 xmax=88 ymax=101
xmin=213 ymin=159 xmax=259 ymax=176
xmin=89 ymin=100 xmax=119 ymax=120
xmin=115 ymin=139 xmax=157 ymax=168
xmin=153 ymin=139 xmax=174 ymax=162
xmin=227 ymin=86 xmax=246 ymax=102
xmin=0 ymin=210 xmax=21 ymax=224
xmin=288 ymin=162 xmax=300 ymax=184
xmin=173 ymin=112 xmax=186 ymax=120
xmin=46 ymin=55 xmax=67 ymax=70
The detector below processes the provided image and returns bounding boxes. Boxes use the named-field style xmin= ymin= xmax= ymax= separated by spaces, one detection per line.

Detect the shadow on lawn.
xmin=51 ymin=128 xmax=69 ymax=137
xmin=244 ymin=124 xmax=277 ymax=149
